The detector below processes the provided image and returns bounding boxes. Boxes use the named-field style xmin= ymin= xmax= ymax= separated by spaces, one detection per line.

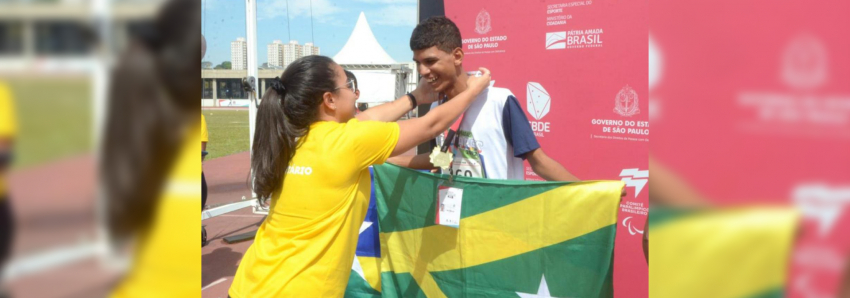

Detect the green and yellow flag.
xmin=648 ymin=207 xmax=799 ymax=298
xmin=346 ymin=164 xmax=623 ymax=298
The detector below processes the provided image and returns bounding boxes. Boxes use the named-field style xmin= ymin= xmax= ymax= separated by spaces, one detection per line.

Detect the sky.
xmin=201 ymin=0 xmax=417 ymax=66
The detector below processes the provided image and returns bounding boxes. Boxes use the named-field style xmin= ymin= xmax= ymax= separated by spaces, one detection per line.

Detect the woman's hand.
xmin=411 ymin=77 xmax=440 ymax=106
xmin=466 ymin=67 xmax=491 ymax=94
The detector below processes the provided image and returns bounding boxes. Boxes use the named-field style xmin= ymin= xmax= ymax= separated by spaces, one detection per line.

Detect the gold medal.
xmin=430 ymin=129 xmax=457 ymax=172
xmin=429 ymin=146 xmax=453 ymax=171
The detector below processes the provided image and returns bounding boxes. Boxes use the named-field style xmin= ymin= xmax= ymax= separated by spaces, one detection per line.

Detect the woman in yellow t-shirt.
xmin=104 ymin=0 xmax=201 ymax=297
xmin=0 ymin=81 xmax=17 ymax=281
xmin=201 ymin=114 xmax=208 ymax=246
xmin=201 ymin=113 xmax=208 ymax=210
xmin=228 ymin=55 xmax=490 ymax=297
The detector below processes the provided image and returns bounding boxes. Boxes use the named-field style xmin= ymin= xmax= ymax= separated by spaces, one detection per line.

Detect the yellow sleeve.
xmin=343 ymin=119 xmax=399 ymax=169
xmin=201 ymin=114 xmax=208 ymax=143
xmin=0 ymin=83 xmax=17 ymax=139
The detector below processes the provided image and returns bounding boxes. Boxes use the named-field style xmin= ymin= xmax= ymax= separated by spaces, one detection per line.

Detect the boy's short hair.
xmin=410 ymin=16 xmax=462 ymax=53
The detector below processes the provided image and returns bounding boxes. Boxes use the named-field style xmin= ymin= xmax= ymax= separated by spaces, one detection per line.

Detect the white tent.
xmin=333 ymin=12 xmax=399 ymax=104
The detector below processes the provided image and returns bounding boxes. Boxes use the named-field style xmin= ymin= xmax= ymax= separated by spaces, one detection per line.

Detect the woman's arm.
xmin=391 ymin=68 xmax=491 ymax=157
xmin=355 ymin=78 xmax=440 ymax=122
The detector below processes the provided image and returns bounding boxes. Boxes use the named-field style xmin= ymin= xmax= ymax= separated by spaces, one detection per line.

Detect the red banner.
xmin=650 ymin=1 xmax=850 ymax=297
xmin=445 ymin=1 xmax=648 ymax=297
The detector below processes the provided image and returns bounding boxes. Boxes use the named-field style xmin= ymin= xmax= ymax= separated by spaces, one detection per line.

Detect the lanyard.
xmin=440 ymin=95 xmax=467 ymax=151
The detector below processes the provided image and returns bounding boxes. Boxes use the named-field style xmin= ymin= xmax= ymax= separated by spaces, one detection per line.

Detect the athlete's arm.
xmin=648 ymin=155 xmax=710 ymax=207
xmin=387 ymin=153 xmax=435 ymax=170
xmin=525 ymin=148 xmax=579 ymax=181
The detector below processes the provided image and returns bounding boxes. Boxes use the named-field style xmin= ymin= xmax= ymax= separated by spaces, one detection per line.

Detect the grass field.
xmin=203 ymin=109 xmax=250 ymax=160
xmin=6 ymin=78 xmax=92 ymax=168
xmin=5 ymin=76 xmax=247 ymax=167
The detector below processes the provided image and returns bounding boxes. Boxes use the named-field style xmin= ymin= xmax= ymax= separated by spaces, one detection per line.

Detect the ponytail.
xmin=251 ymin=81 xmax=295 ymax=199
xmin=102 ymin=0 xmax=200 ymax=242
xmin=250 ymin=56 xmax=338 ymax=199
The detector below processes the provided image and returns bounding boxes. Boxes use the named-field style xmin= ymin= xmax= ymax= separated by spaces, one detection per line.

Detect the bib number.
xmin=450 ymin=156 xmax=484 ymax=178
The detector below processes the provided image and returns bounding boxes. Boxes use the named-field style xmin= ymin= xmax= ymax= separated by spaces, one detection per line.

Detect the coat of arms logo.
xmin=475 ymin=9 xmax=492 ymax=35
xmin=614 ymin=85 xmax=640 ymax=117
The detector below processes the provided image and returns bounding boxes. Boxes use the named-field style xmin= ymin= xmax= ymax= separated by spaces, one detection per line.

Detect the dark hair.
xmin=410 ymin=16 xmax=462 ymax=53
xmin=344 ymin=69 xmax=358 ymax=90
xmin=154 ymin=0 xmax=201 ymax=105
xmin=102 ymin=0 xmax=200 ymax=242
xmin=251 ymin=55 xmax=338 ymax=199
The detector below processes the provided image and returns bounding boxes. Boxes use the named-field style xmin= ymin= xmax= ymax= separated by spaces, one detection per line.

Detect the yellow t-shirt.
xmin=0 ymin=82 xmax=17 ymax=197
xmin=229 ymin=119 xmax=399 ymax=298
xmin=201 ymin=114 xmax=208 ymax=173
xmin=201 ymin=114 xmax=208 ymax=143
xmin=111 ymin=122 xmax=202 ymax=298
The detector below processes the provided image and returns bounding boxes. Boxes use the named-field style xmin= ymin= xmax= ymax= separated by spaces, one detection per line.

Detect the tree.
xmin=202 ymin=61 xmax=213 ymax=69
xmin=214 ymin=61 xmax=232 ymax=69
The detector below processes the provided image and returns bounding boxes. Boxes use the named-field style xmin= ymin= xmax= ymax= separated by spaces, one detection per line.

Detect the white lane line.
xmin=202 ymin=277 xmax=228 ymax=291
xmin=218 ymin=214 xmax=265 ymax=218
